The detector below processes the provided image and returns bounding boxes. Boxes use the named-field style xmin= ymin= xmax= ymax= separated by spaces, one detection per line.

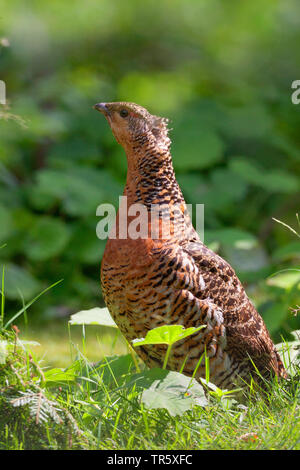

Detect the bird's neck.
xmin=124 ymin=136 xmax=185 ymax=209
xmin=118 ymin=135 xmax=197 ymax=243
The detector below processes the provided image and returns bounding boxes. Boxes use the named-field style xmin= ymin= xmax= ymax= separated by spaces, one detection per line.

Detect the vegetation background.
xmin=0 ymin=0 xmax=300 ymax=345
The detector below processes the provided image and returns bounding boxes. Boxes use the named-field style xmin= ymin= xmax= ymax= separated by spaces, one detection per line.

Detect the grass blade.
xmin=4 ymin=279 xmax=63 ymax=330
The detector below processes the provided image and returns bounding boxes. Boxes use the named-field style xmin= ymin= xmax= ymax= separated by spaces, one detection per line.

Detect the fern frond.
xmin=10 ymin=390 xmax=63 ymax=425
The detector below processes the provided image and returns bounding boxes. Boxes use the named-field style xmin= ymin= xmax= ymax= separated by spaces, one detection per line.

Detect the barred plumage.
xmin=95 ymin=101 xmax=287 ymax=389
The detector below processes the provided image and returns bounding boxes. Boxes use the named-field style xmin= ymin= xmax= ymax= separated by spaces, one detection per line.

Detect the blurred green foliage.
xmin=0 ymin=0 xmax=299 ymax=339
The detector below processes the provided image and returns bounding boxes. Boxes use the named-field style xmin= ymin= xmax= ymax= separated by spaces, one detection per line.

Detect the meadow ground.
xmin=0 ymin=316 xmax=299 ymax=451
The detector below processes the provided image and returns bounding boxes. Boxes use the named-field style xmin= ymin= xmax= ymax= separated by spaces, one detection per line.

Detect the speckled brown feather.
xmin=96 ymin=101 xmax=287 ymax=389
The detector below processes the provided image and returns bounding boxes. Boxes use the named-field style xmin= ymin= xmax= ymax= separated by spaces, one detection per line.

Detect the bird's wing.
xmin=173 ymin=241 xmax=284 ymax=377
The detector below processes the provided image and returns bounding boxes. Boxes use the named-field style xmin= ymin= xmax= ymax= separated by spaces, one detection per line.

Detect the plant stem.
xmin=163 ymin=344 xmax=172 ymax=369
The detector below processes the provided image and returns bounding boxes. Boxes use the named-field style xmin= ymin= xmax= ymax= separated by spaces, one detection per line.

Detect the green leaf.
xmin=222 ymin=244 xmax=269 ymax=273
xmin=0 ymin=204 xmax=14 ymax=243
xmin=176 ymin=173 xmax=206 ymax=204
xmin=132 ymin=324 xmax=205 ymax=348
xmin=48 ymin=139 xmax=101 ymax=166
xmin=205 ymin=228 xmax=257 ymax=249
xmin=139 ymin=369 xmax=208 ymax=416
xmin=44 ymin=367 xmax=76 ymax=385
xmin=92 ymin=354 xmax=136 ymax=387
xmin=210 ymin=168 xmax=247 ymax=204
xmin=34 ymin=167 xmax=122 ymax=216
xmin=205 ymin=228 xmax=269 ymax=280
xmin=229 ymin=158 xmax=299 ymax=193
xmin=275 ymin=336 xmax=300 ymax=375
xmin=0 ymin=263 xmax=42 ymax=301
xmin=118 ymin=72 xmax=193 ymax=113
xmin=272 ymin=241 xmax=300 ymax=262
xmin=262 ymin=171 xmax=299 ymax=193
xmin=262 ymin=302 xmax=288 ymax=334
xmin=219 ymin=104 xmax=273 ymax=139
xmin=23 ymin=216 xmax=71 ymax=261
xmin=69 ymin=307 xmax=117 ymax=327
xmin=172 ymin=125 xmax=225 ymax=171
xmin=66 ymin=222 xmax=106 ymax=265
xmin=267 ymin=271 xmax=300 ymax=290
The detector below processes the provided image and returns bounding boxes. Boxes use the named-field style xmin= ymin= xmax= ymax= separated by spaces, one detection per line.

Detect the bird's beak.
xmin=93 ymin=102 xmax=110 ymax=116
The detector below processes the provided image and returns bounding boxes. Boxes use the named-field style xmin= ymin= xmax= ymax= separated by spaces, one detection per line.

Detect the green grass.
xmin=21 ymin=321 xmax=127 ymax=368
xmin=0 ymin=319 xmax=299 ymax=450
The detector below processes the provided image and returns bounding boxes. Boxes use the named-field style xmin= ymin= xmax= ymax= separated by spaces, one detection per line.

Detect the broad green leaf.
xmin=272 ymin=241 xmax=300 ymax=262
xmin=23 ymin=216 xmax=71 ymax=261
xmin=140 ymin=369 xmax=208 ymax=416
xmin=69 ymin=307 xmax=117 ymax=327
xmin=205 ymin=228 xmax=269 ymax=276
xmin=291 ymin=330 xmax=300 ymax=341
xmin=0 ymin=204 xmax=14 ymax=243
xmin=230 ymin=158 xmax=299 ymax=193
xmin=48 ymin=139 xmax=100 ymax=166
xmin=35 ymin=169 xmax=101 ymax=216
xmin=222 ymin=244 xmax=268 ymax=273
xmin=210 ymin=168 xmax=247 ymax=203
xmin=205 ymin=228 xmax=257 ymax=249
xmin=0 ymin=263 xmax=42 ymax=301
xmin=270 ymin=134 xmax=300 ymax=163
xmin=66 ymin=223 xmax=106 ymax=265
xmin=44 ymin=367 xmax=76 ymax=385
xmin=219 ymin=104 xmax=273 ymax=139
xmin=172 ymin=123 xmax=225 ymax=171
xmin=275 ymin=333 xmax=300 ymax=374
xmin=262 ymin=170 xmax=299 ymax=193
xmin=92 ymin=354 xmax=135 ymax=387
xmin=132 ymin=324 xmax=205 ymax=348
xmin=118 ymin=72 xmax=193 ymax=113
xmin=229 ymin=158 xmax=264 ymax=186
xmin=267 ymin=271 xmax=300 ymax=290
xmin=25 ymin=186 xmax=59 ymax=211
xmin=176 ymin=173 xmax=206 ymax=205
xmin=34 ymin=167 xmax=122 ymax=216
xmin=262 ymin=302 xmax=288 ymax=334
xmin=177 ymin=170 xmax=246 ymax=213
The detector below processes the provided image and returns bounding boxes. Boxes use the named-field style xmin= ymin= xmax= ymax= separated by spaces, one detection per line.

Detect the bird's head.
xmin=94 ymin=101 xmax=170 ymax=152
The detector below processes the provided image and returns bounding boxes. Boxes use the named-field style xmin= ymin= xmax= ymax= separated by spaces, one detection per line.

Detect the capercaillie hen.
xmin=94 ymin=101 xmax=287 ymax=389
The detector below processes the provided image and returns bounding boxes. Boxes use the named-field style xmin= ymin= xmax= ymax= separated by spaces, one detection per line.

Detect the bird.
xmin=94 ymin=101 xmax=287 ymax=390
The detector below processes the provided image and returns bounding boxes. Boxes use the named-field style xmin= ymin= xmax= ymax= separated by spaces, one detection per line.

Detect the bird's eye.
xmin=119 ymin=109 xmax=129 ymax=118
